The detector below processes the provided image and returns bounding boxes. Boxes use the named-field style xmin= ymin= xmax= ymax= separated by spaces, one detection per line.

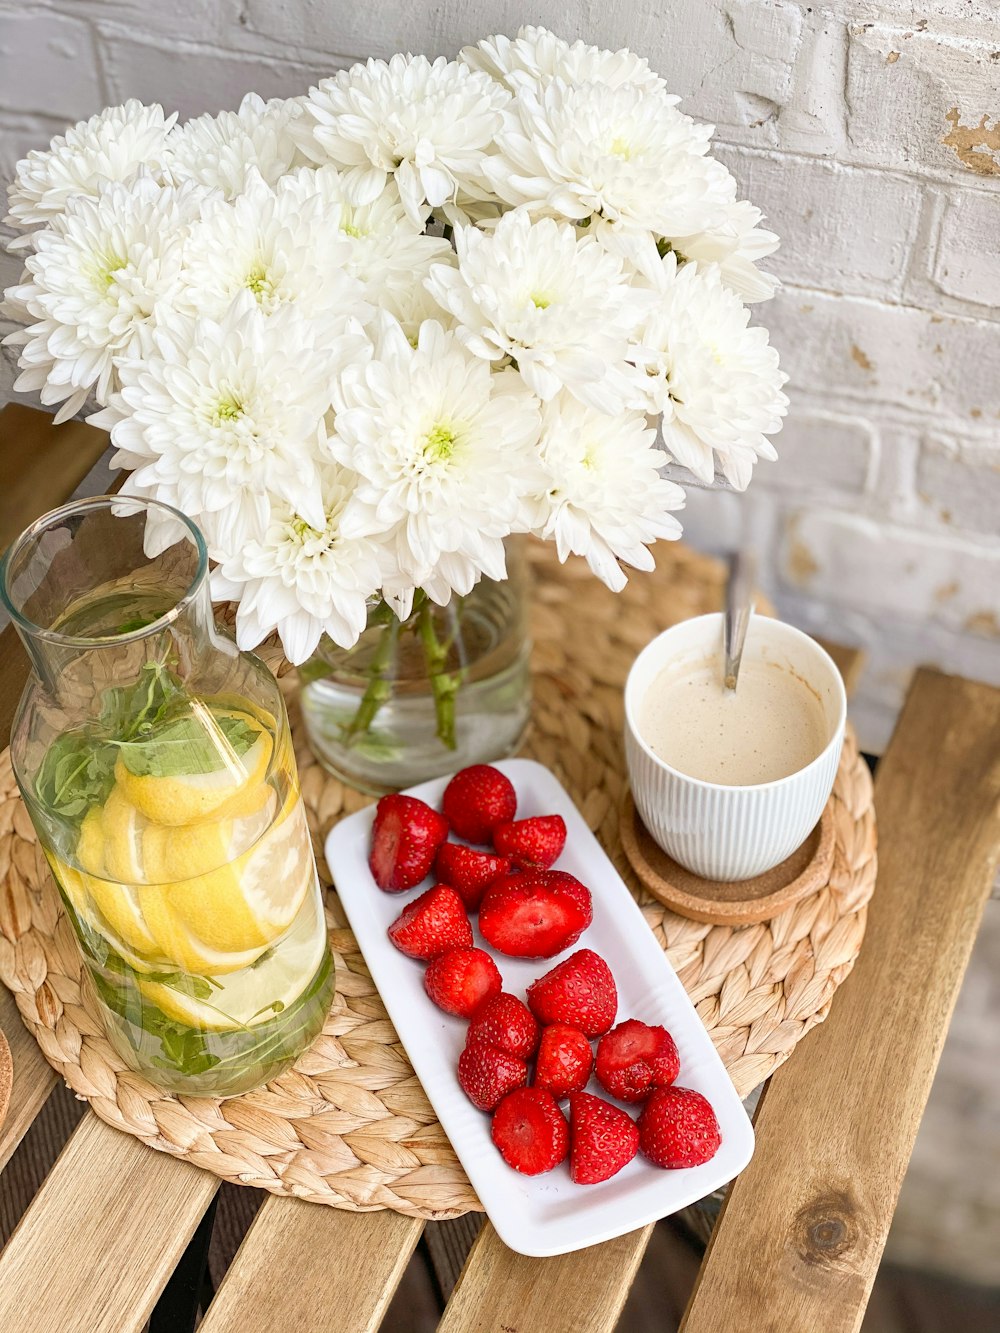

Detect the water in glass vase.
xmin=300 ymin=571 xmax=531 ymax=793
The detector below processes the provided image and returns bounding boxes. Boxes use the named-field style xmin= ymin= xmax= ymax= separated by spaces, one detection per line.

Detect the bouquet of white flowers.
xmin=2 ymin=26 xmax=787 ymax=772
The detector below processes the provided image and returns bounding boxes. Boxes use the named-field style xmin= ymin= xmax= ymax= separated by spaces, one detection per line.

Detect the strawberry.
xmin=424 ymin=947 xmax=502 ymax=1018
xmin=638 ymin=1086 xmax=721 ymax=1169
xmin=595 ymin=1020 xmax=680 ymax=1104
xmin=568 ymin=1091 xmax=639 ymax=1184
xmin=491 ymin=1088 xmax=569 ymax=1176
xmin=386 ymin=885 xmax=473 ymax=960
xmin=434 ymin=842 xmax=512 ymax=911
xmin=533 ymin=1024 xmax=593 ymax=1099
xmin=457 ymin=1037 xmax=528 ymax=1112
xmin=467 ymin=992 xmax=539 ymax=1060
xmin=442 ymin=764 xmax=517 ymax=843
xmin=369 ymin=794 xmax=449 ymax=892
xmin=479 ymin=870 xmax=592 ymax=959
xmin=494 ymin=815 xmax=567 ymax=869
xmin=526 ymin=949 xmax=617 ymax=1037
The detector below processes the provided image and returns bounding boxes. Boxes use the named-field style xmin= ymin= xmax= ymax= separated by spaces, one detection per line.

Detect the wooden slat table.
xmin=2 ymin=403 xmax=998 ymax=1333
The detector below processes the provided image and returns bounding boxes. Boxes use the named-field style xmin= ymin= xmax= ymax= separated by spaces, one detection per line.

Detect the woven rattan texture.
xmin=0 ymin=545 xmax=876 ymax=1218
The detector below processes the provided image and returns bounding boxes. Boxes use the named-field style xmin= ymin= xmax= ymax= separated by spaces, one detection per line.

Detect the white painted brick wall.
xmin=1 ymin=0 xmax=998 ymax=759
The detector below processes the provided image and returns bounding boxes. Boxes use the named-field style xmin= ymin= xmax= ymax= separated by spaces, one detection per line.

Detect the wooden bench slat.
xmin=680 ymin=667 xmax=1000 ymax=1333
xmin=0 ymin=1114 xmax=218 ymax=1332
xmin=0 ymin=986 xmax=56 ymax=1172
xmin=438 ymin=1221 xmax=653 ymax=1333
xmin=199 ymin=1198 xmax=423 ymax=1333
xmin=816 ymin=638 xmax=866 ymax=698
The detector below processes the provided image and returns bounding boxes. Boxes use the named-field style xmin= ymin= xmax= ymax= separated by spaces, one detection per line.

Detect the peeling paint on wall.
xmin=942 ymin=108 xmax=1000 ymax=176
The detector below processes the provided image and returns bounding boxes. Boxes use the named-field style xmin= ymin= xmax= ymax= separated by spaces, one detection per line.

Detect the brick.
xmin=766 ymin=289 xmax=1000 ymax=420
xmin=778 ymin=509 xmax=1000 ymax=635
xmin=99 ymin=31 xmax=336 ymax=119
xmin=47 ymin=1 xmax=238 ymax=43
xmin=845 ymin=24 xmax=1000 ymax=180
xmin=755 ymin=409 xmax=875 ymax=495
xmin=932 ymin=189 xmax=1000 ymax=308
xmin=916 ymin=435 xmax=1000 ymax=534
xmin=717 ymin=145 xmax=922 ymax=296
xmin=0 ymin=11 xmax=102 ymax=122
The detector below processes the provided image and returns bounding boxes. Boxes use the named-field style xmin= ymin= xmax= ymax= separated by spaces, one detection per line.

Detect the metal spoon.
xmin=723 ymin=550 xmax=756 ymax=691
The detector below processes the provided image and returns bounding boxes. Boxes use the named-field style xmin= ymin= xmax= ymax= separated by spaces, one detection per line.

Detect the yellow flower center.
xmin=92 ymin=251 xmax=127 ymax=292
xmin=423 ymin=424 xmax=458 ymax=462
xmin=245 ymin=261 xmax=273 ymax=301
xmin=610 ymin=136 xmax=633 ymax=161
xmin=213 ymin=395 xmax=244 ymax=425
xmin=530 ymin=293 xmax=552 ymax=310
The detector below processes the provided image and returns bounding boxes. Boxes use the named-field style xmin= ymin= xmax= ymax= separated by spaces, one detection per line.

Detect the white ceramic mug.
xmin=624 ymin=613 xmax=847 ymax=882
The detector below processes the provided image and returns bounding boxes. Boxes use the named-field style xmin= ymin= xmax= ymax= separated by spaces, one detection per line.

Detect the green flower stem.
xmin=417 ymin=597 xmax=463 ymax=750
xmin=340 ymin=610 xmax=400 ymax=744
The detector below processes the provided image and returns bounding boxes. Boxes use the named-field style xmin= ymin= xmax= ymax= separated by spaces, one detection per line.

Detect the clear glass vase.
xmin=299 ymin=541 xmax=532 ymax=792
xmin=1 ymin=497 xmax=334 ymax=1098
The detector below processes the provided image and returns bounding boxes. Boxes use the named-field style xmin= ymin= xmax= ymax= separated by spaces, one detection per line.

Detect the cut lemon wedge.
xmin=114 ymin=708 xmax=273 ymax=827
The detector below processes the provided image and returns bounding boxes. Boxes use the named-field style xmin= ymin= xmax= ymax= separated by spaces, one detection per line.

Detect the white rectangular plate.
xmin=326 ymin=757 xmax=754 ymax=1257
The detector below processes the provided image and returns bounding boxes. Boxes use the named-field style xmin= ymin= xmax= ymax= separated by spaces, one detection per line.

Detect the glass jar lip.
xmin=0 ymin=494 xmax=209 ymax=649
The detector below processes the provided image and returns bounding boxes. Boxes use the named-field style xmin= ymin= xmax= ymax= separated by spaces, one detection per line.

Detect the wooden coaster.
xmin=0 ymin=1028 xmax=11 ymax=1133
xmin=620 ymin=789 xmax=836 ymax=926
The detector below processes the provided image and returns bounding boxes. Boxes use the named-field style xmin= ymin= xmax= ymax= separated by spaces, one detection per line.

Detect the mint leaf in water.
xmin=97 ymin=659 xmax=186 ymax=741
xmin=117 ymin=713 xmax=261 ymax=778
xmin=35 ymin=732 xmax=117 ymax=822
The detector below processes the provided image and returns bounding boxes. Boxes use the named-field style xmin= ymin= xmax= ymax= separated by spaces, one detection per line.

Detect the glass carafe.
xmin=1 ymin=497 xmax=334 ymax=1097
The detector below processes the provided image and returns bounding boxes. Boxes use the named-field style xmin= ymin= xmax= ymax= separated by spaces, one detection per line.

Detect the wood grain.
xmin=681 ymin=668 xmax=1000 ymax=1333
xmin=0 ymin=1114 xmax=218 ymax=1332
xmin=817 ymin=639 xmax=866 ymax=699
xmin=0 ymin=404 xmax=110 ymax=551
xmin=438 ymin=1222 xmax=653 ymax=1333
xmin=0 ymin=984 xmax=55 ymax=1171
xmin=200 ymin=1198 xmax=424 ymax=1333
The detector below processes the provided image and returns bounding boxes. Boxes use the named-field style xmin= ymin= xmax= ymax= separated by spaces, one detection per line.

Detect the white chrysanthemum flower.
xmin=2 ymin=175 xmax=211 ymax=423
xmin=426 ymin=209 xmax=648 ymax=413
xmin=628 ymin=248 xmax=788 ymax=489
xmin=173 ymin=168 xmax=366 ymax=337
xmin=211 ymin=465 xmax=384 ymax=662
xmin=4 ymin=102 xmax=175 ymax=239
xmin=527 ymin=394 xmax=684 ymax=592
xmin=277 ymin=166 xmax=452 ymax=309
xmin=672 ymin=198 xmax=779 ymax=303
xmin=293 ymin=54 xmax=510 ymax=226
xmin=483 ymin=78 xmax=727 ymax=237
xmin=329 ymin=316 xmax=543 ymax=612
xmin=90 ymin=293 xmax=354 ymax=554
xmin=461 ymin=25 xmax=667 ymax=94
xmin=165 ymin=93 xmax=302 ymax=196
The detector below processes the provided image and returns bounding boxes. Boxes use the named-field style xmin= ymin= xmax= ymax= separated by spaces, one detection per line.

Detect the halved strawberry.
xmin=526 ymin=949 xmax=617 ymax=1037
xmin=568 ymin=1091 xmax=639 ymax=1185
xmin=458 ymin=1037 xmax=528 ymax=1111
xmin=491 ymin=1088 xmax=569 ymax=1176
xmin=494 ymin=815 xmax=567 ymax=869
xmin=467 ymin=992 xmax=540 ymax=1060
xmin=424 ymin=947 xmax=502 ymax=1018
xmin=386 ymin=884 xmax=472 ymax=960
xmin=369 ymin=794 xmax=449 ymax=892
xmin=638 ymin=1086 xmax=721 ymax=1169
xmin=442 ymin=765 xmax=517 ymax=843
xmin=434 ymin=843 xmax=511 ymax=911
xmin=533 ymin=1024 xmax=593 ymax=1099
xmin=595 ymin=1020 xmax=680 ymax=1104
xmin=479 ymin=870 xmax=592 ymax=959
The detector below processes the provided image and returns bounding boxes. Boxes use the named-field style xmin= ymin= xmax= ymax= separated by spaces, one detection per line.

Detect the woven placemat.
xmin=0 ymin=544 xmax=876 ymax=1219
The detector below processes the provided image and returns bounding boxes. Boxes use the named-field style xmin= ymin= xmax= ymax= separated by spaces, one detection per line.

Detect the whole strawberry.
xmin=467 ymin=992 xmax=539 ymax=1060
xmin=527 ymin=949 xmax=617 ymax=1037
xmin=595 ymin=1020 xmax=680 ymax=1104
xmin=458 ymin=1037 xmax=528 ymax=1112
xmin=386 ymin=885 xmax=472 ymax=960
xmin=638 ymin=1086 xmax=721 ymax=1169
xmin=642 ymin=1082 xmax=720 ymax=1167
xmin=568 ymin=1091 xmax=639 ymax=1185
xmin=494 ymin=815 xmax=567 ymax=869
xmin=424 ymin=947 xmax=502 ymax=1018
xmin=369 ymin=794 xmax=449 ymax=892
xmin=479 ymin=870 xmax=592 ymax=959
xmin=442 ymin=765 xmax=516 ymax=843
xmin=533 ymin=1024 xmax=593 ymax=1099
xmin=434 ymin=842 xmax=511 ymax=911
xmin=491 ymin=1088 xmax=569 ymax=1176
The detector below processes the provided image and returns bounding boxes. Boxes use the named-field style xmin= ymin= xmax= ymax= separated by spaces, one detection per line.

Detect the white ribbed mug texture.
xmin=624 ymin=614 xmax=847 ymax=882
